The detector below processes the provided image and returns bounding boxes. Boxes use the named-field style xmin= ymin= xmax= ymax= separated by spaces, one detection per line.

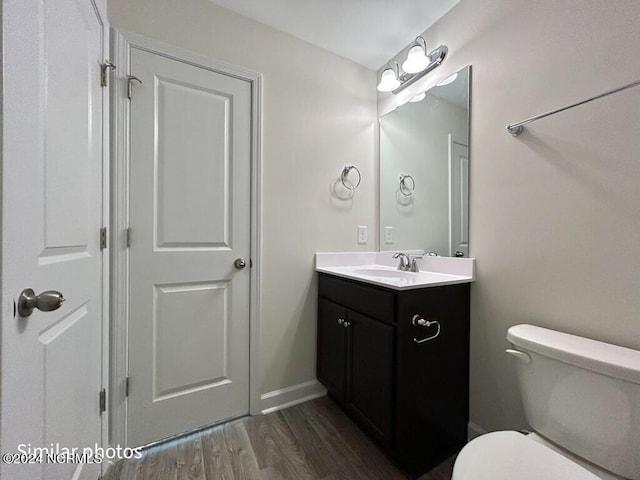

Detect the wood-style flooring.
xmin=103 ymin=396 xmax=456 ymax=480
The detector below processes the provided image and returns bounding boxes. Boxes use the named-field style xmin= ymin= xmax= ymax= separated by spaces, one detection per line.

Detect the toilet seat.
xmin=452 ymin=431 xmax=601 ymax=480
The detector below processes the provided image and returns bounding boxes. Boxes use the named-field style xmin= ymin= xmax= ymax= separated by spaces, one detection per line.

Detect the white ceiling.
xmin=206 ymin=0 xmax=462 ymax=70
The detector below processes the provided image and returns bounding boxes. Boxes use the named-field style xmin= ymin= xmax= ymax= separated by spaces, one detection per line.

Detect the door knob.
xmin=234 ymin=258 xmax=247 ymax=270
xmin=17 ymin=288 xmax=65 ymax=317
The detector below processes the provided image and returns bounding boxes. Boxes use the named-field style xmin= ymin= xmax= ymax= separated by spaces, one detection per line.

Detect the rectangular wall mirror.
xmin=379 ymin=65 xmax=470 ymax=257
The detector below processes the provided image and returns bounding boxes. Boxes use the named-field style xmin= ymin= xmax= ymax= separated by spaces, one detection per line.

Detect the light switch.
xmin=357 ymin=226 xmax=368 ymax=244
xmin=385 ymin=226 xmax=393 ymax=244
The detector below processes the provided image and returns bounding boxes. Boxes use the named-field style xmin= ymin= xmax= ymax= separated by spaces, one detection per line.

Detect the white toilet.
xmin=452 ymin=324 xmax=640 ymax=480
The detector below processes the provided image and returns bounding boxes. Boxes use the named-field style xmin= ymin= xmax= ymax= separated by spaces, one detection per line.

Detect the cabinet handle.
xmin=337 ymin=318 xmax=344 ymax=326
xmin=343 ymin=321 xmax=351 ymax=328
xmin=412 ymin=315 xmax=440 ymax=344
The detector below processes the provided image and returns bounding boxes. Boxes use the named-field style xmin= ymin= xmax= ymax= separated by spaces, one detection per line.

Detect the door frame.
xmin=109 ymin=30 xmax=263 ymax=447
xmin=448 ymin=133 xmax=469 ymax=257
xmin=96 ymin=0 xmax=111 ymax=456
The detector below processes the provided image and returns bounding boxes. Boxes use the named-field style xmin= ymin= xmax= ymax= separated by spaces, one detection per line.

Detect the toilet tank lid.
xmin=507 ymin=324 xmax=640 ymax=385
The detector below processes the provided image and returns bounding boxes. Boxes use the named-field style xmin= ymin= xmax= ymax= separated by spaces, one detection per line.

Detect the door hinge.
xmin=99 ymin=388 xmax=106 ymax=414
xmin=125 ymin=376 xmax=130 ymax=397
xmin=100 ymin=227 xmax=107 ymax=250
xmin=125 ymin=228 xmax=132 ymax=248
xmin=101 ymin=60 xmax=116 ymax=87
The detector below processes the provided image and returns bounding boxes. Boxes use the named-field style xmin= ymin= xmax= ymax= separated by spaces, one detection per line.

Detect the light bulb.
xmin=402 ymin=45 xmax=429 ymax=74
xmin=409 ymin=92 xmax=426 ymax=102
xmin=436 ymin=72 xmax=458 ymax=86
xmin=377 ymin=68 xmax=401 ymax=92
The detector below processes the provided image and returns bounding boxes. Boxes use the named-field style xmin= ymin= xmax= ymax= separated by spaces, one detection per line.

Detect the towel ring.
xmin=399 ymin=174 xmax=415 ymax=196
xmin=341 ymin=165 xmax=361 ymax=190
xmin=412 ymin=315 xmax=441 ymax=344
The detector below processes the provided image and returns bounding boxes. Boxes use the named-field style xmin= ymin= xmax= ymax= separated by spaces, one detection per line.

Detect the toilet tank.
xmin=507 ymin=324 xmax=640 ymax=479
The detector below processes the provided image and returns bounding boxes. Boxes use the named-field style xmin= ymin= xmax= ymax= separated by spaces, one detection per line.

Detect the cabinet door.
xmin=394 ymin=284 xmax=470 ymax=474
xmin=317 ymin=298 xmax=348 ymax=401
xmin=347 ymin=310 xmax=394 ymax=447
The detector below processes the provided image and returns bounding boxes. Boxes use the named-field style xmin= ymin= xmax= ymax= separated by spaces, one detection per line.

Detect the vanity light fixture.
xmin=377 ymin=61 xmax=401 ymax=92
xmin=436 ymin=72 xmax=458 ymax=86
xmin=377 ymin=37 xmax=448 ymax=95
xmin=402 ymin=37 xmax=429 ymax=74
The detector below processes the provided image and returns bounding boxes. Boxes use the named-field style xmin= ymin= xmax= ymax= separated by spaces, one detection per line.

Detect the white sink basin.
xmin=352 ymin=268 xmax=416 ymax=279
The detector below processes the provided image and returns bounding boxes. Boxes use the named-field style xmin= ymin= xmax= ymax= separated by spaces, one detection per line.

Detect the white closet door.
xmin=127 ymin=47 xmax=252 ymax=446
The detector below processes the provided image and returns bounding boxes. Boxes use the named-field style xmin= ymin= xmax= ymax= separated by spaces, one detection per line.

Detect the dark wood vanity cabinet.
xmin=316 ymin=273 xmax=470 ymax=477
xmin=318 ymin=298 xmax=395 ymax=447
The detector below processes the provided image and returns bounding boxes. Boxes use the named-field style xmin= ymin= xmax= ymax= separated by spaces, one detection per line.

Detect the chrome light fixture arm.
xmin=392 ymin=45 xmax=448 ymax=94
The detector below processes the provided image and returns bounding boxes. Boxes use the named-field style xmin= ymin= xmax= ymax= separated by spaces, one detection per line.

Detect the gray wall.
xmin=380 ymin=0 xmax=640 ymax=431
xmin=108 ymin=0 xmax=378 ymax=396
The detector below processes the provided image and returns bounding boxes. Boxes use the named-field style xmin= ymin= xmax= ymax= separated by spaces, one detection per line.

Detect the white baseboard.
xmin=467 ymin=421 xmax=487 ymax=440
xmin=260 ymin=379 xmax=326 ymax=415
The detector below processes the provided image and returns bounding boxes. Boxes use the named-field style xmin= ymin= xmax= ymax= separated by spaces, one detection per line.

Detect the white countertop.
xmin=315 ymin=252 xmax=475 ymax=291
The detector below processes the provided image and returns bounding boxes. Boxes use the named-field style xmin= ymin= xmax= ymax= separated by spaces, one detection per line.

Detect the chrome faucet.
xmin=392 ymin=252 xmax=410 ymax=271
xmin=392 ymin=252 xmax=423 ymax=272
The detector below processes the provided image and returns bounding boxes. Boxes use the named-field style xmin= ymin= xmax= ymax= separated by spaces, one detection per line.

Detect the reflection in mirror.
xmin=379 ymin=66 xmax=470 ymax=257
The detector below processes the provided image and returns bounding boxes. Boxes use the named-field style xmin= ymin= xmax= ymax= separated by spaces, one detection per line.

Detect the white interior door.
xmin=1 ymin=1 xmax=107 ymax=479
xmin=127 ymin=47 xmax=252 ymax=447
xmin=449 ymin=136 xmax=469 ymax=257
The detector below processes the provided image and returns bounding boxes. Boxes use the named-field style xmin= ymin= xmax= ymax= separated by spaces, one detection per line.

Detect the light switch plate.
xmin=357 ymin=226 xmax=367 ymax=244
xmin=385 ymin=226 xmax=393 ymax=244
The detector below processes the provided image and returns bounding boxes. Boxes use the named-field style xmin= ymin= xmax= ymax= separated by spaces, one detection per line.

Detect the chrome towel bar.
xmin=506 ymin=78 xmax=640 ymax=137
